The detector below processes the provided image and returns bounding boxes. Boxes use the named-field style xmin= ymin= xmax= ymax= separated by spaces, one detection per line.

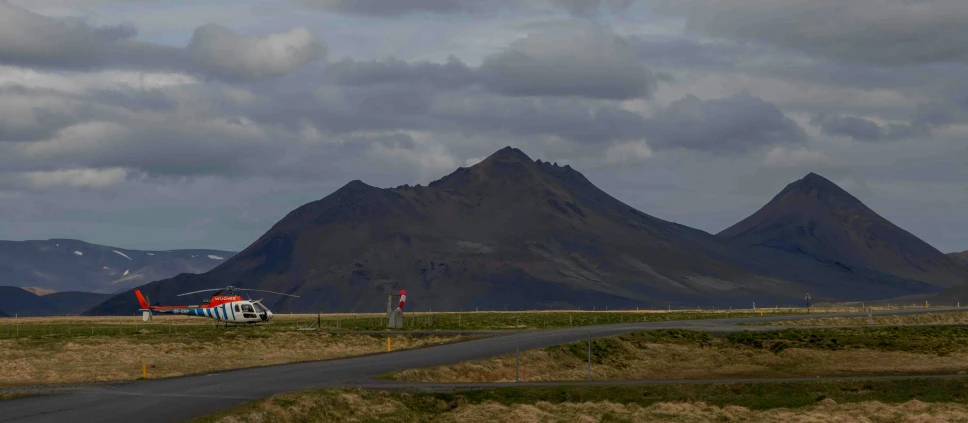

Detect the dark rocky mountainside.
xmin=719 ymin=173 xmax=968 ymax=288
xmin=0 ymin=239 xmax=236 ymax=293
xmin=87 ymin=148 xmax=950 ymax=315
xmin=949 ymin=251 xmax=968 ymax=268
xmin=0 ymin=286 xmax=111 ymax=316
xmin=42 ymin=291 xmax=114 ymax=315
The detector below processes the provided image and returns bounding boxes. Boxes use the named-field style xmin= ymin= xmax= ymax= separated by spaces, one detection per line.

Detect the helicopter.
xmin=134 ymin=286 xmax=298 ymax=324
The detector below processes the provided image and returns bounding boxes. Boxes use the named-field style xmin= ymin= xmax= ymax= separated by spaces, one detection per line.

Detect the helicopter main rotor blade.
xmin=236 ymin=288 xmax=300 ymax=298
xmin=177 ymin=288 xmax=223 ymax=296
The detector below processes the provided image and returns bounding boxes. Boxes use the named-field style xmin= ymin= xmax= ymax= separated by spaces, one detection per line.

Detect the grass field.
xmin=0 ymin=309 xmax=789 ymax=340
xmin=0 ymin=315 xmax=468 ymax=388
xmin=196 ymin=378 xmax=968 ymax=422
xmin=0 ymin=304 xmax=938 ymax=338
xmin=386 ymin=327 xmax=968 ymax=383
xmin=755 ymin=311 xmax=968 ymax=327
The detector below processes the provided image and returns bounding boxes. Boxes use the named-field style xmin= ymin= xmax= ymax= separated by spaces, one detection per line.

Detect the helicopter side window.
xmin=234 ymin=304 xmax=241 ymax=313
xmin=242 ymin=304 xmax=254 ymax=313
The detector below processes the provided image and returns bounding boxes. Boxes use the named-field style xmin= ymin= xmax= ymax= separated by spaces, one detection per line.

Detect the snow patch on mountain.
xmin=113 ymin=250 xmax=132 ymax=260
xmin=73 ymin=251 xmax=83 ymax=256
xmin=123 ymin=269 xmax=129 ymax=276
xmin=208 ymin=255 xmax=224 ymax=260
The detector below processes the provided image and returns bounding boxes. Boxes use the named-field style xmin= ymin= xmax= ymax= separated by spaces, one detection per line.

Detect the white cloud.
xmin=18 ymin=167 xmax=130 ymax=189
xmin=188 ymin=24 xmax=326 ymax=80
xmin=762 ymin=146 xmax=828 ymax=168
xmin=604 ymin=140 xmax=654 ymax=165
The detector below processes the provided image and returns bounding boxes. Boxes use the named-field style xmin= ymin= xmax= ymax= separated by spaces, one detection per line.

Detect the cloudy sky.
xmin=0 ymin=0 xmax=966 ymax=253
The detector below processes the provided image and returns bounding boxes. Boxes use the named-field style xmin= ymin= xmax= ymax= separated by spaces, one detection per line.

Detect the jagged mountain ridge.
xmin=88 ymin=147 xmax=947 ymax=315
xmin=719 ymin=173 xmax=968 ymax=287
xmin=0 ymin=239 xmax=236 ymax=293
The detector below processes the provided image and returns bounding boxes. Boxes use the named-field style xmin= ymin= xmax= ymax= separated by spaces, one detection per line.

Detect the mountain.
xmin=0 ymin=286 xmax=111 ymax=316
xmin=719 ymin=173 xmax=968 ymax=288
xmin=0 ymin=309 xmax=8 ymax=318
xmin=42 ymin=291 xmax=113 ymax=315
xmin=949 ymin=251 xmax=968 ymax=268
xmin=88 ymin=148 xmax=950 ymax=315
xmin=0 ymin=286 xmax=60 ymax=317
xmin=0 ymin=239 xmax=236 ymax=293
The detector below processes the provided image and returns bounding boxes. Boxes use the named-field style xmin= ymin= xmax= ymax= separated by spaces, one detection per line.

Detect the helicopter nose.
xmin=266 ymin=310 xmax=273 ymax=320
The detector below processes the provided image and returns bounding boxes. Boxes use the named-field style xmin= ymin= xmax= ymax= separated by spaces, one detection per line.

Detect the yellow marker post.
xmin=142 ymin=361 xmax=147 ymax=379
xmin=387 ymin=336 xmax=391 ymax=352
xmin=925 ymin=301 xmax=929 ymax=308
xmin=760 ymin=309 xmax=763 ymax=317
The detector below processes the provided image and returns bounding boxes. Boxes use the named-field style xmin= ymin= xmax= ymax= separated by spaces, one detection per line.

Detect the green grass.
xmin=194 ymin=378 xmax=968 ymax=422
xmin=539 ymin=326 xmax=968 ymax=364
xmin=724 ymin=326 xmax=968 ymax=355
xmin=0 ymin=310 xmax=792 ymax=341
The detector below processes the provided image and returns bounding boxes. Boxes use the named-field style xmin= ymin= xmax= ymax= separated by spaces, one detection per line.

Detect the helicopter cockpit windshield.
xmin=253 ymin=302 xmax=270 ymax=320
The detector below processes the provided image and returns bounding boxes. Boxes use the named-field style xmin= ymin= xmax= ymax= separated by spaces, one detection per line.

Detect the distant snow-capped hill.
xmin=0 ymin=238 xmax=236 ymax=293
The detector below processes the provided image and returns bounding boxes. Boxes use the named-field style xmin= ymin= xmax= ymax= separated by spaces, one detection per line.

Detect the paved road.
xmin=1 ymin=307 xmax=964 ymax=423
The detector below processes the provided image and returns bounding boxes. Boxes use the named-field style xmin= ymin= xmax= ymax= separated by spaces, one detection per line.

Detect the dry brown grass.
xmin=761 ymin=311 xmax=968 ymax=327
xmin=202 ymin=389 xmax=968 ymax=423
xmin=435 ymin=399 xmax=968 ymax=423
xmin=0 ymin=331 xmax=464 ymax=388
xmin=388 ymin=339 xmax=968 ymax=383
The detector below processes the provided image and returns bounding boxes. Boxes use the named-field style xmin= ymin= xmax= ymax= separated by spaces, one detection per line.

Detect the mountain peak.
xmin=773 ymin=172 xmax=866 ymax=209
xmin=720 ymin=173 xmax=968 ymax=287
xmin=485 ymin=146 xmax=533 ymax=163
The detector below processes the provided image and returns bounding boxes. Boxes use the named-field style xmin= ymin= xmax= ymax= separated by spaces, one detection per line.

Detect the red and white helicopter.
xmin=135 ymin=286 xmax=298 ymax=324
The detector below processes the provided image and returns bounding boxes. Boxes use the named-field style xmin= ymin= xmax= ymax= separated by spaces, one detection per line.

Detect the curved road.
xmin=1 ymin=307 xmax=963 ymax=422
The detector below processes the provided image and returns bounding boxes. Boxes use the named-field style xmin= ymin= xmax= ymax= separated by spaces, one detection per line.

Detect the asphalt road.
xmin=1 ymin=307 xmax=964 ymax=423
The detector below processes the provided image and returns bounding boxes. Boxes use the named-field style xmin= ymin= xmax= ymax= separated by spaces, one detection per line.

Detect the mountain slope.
xmin=0 ymin=239 xmax=236 ymax=293
xmin=0 ymin=309 xmax=8 ymax=318
xmin=0 ymin=286 xmax=60 ymax=317
xmin=719 ymin=173 xmax=968 ymax=288
xmin=88 ymin=148 xmax=946 ymax=315
xmin=949 ymin=251 xmax=968 ymax=268
xmin=42 ymin=292 xmax=113 ymax=315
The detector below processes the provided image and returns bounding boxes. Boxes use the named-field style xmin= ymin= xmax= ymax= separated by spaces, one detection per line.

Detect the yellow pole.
xmin=760 ymin=309 xmax=763 ymax=317
xmin=142 ymin=361 xmax=147 ymax=379
xmin=925 ymin=301 xmax=929 ymax=308
xmin=387 ymin=336 xmax=391 ymax=352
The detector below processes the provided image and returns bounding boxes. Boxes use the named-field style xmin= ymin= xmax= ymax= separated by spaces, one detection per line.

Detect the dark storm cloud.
xmin=811 ymin=115 xmax=928 ymax=142
xmin=291 ymin=0 xmax=635 ymax=17
xmin=645 ymin=94 xmax=807 ymax=154
xmin=291 ymin=0 xmax=483 ymax=16
xmin=912 ymin=87 xmax=968 ymax=127
xmin=478 ymin=26 xmax=656 ymax=100
xmin=0 ymin=85 xmax=81 ymax=143
xmin=430 ymin=94 xmax=648 ymax=143
xmin=325 ymin=26 xmax=658 ymax=101
xmin=666 ymin=0 xmax=968 ymax=66
xmin=549 ymin=0 xmax=634 ymax=17
xmin=0 ymin=1 xmax=324 ymax=80
xmin=187 ymin=23 xmax=326 ymax=81
xmin=327 ymin=56 xmax=477 ymax=90
xmin=0 ymin=1 xmax=185 ymax=70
